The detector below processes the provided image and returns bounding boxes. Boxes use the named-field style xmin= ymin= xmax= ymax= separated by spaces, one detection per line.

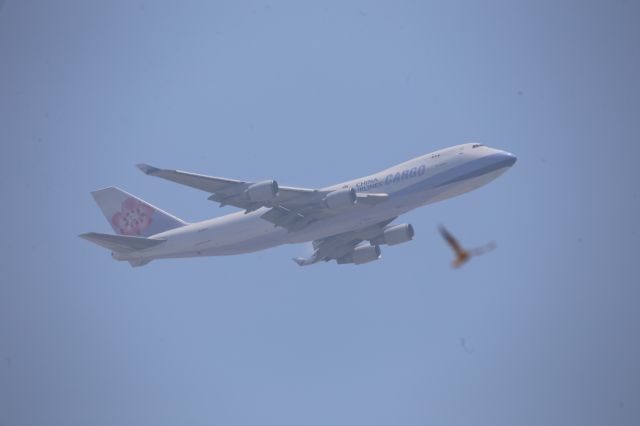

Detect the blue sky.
xmin=1 ymin=1 xmax=639 ymax=425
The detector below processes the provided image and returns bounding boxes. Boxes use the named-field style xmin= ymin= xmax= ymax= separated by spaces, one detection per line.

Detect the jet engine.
xmin=323 ymin=188 xmax=357 ymax=210
xmin=370 ymin=224 xmax=415 ymax=246
xmin=245 ymin=180 xmax=279 ymax=203
xmin=337 ymin=244 xmax=381 ymax=265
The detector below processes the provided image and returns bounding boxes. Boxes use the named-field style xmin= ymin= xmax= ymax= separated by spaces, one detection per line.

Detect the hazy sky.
xmin=1 ymin=1 xmax=639 ymax=425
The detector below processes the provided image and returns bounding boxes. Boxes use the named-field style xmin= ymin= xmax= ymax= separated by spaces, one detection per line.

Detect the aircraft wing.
xmin=137 ymin=163 xmax=322 ymax=208
xmin=137 ymin=164 xmax=388 ymax=231
xmin=293 ymin=218 xmax=396 ymax=265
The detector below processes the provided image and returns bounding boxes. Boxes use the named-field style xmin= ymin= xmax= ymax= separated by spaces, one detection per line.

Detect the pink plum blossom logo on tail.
xmin=111 ymin=197 xmax=154 ymax=236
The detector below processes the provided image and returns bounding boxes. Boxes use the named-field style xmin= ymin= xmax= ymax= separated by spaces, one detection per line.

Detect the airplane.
xmin=80 ymin=143 xmax=516 ymax=267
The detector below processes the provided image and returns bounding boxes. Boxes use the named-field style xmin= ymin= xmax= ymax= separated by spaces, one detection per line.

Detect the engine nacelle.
xmin=245 ymin=180 xmax=279 ymax=203
xmin=323 ymin=188 xmax=357 ymax=210
xmin=337 ymin=244 xmax=381 ymax=265
xmin=370 ymin=224 xmax=415 ymax=246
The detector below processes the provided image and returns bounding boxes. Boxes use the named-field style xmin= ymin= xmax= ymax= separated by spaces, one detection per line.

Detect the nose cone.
xmin=489 ymin=148 xmax=517 ymax=167
xmin=501 ymin=151 xmax=517 ymax=167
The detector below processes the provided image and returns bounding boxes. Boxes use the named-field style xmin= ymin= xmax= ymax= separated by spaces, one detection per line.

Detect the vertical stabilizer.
xmin=91 ymin=187 xmax=187 ymax=237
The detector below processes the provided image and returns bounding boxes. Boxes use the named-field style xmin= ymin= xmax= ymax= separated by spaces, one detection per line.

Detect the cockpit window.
xmin=472 ymin=144 xmax=484 ymax=148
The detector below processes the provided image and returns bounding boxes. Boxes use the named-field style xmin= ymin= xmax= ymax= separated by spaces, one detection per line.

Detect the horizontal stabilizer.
xmin=79 ymin=232 xmax=166 ymax=253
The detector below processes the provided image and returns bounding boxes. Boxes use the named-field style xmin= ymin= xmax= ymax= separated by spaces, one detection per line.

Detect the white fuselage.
xmin=114 ymin=144 xmax=516 ymax=262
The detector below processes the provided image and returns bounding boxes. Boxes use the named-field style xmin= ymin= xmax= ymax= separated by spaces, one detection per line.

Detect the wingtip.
xmin=136 ymin=163 xmax=159 ymax=175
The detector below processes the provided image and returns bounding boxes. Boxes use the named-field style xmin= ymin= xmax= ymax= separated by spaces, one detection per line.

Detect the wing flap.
xmin=260 ymin=206 xmax=316 ymax=231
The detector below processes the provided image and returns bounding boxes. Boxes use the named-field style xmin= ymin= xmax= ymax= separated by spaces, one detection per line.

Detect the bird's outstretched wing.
xmin=469 ymin=241 xmax=497 ymax=256
xmin=438 ymin=225 xmax=465 ymax=256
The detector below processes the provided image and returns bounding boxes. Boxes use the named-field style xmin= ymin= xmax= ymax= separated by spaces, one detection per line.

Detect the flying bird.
xmin=460 ymin=338 xmax=474 ymax=354
xmin=438 ymin=225 xmax=496 ymax=268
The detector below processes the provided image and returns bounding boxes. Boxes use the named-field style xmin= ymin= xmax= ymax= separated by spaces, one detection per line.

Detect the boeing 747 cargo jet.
xmin=80 ymin=143 xmax=516 ymax=267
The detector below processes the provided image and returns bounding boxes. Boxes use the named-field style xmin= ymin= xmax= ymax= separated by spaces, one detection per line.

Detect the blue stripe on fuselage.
xmin=392 ymin=153 xmax=513 ymax=197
